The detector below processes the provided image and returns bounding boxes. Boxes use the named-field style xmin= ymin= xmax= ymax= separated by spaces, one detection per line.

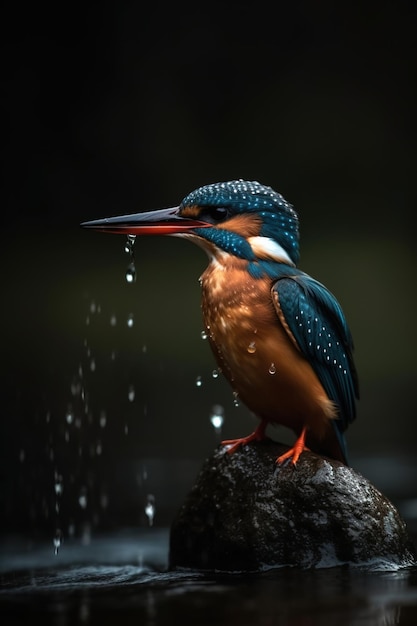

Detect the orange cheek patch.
xmin=217 ymin=214 xmax=262 ymax=237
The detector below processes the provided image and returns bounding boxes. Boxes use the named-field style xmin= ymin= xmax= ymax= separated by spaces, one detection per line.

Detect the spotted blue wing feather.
xmin=272 ymin=274 xmax=359 ymax=439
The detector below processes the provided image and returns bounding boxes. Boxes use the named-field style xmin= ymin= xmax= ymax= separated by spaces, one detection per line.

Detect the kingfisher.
xmin=81 ymin=180 xmax=359 ymax=465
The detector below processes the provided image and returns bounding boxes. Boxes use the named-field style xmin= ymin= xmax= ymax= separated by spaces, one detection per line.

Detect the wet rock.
xmin=169 ymin=441 xmax=416 ymax=571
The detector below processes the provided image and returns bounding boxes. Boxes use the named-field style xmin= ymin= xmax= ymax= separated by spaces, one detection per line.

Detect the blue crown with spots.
xmin=181 ymin=180 xmax=300 ymax=265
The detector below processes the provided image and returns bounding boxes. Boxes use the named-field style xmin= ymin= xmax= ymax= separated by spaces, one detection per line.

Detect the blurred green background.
xmin=1 ymin=3 xmax=416 ymax=534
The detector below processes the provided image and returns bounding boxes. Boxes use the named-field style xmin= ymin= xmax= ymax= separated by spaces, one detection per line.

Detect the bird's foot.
xmin=276 ymin=427 xmax=310 ymax=466
xmin=221 ymin=420 xmax=267 ymax=455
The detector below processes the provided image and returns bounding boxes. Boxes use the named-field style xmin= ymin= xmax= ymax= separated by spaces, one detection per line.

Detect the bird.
xmin=81 ymin=180 xmax=359 ymax=465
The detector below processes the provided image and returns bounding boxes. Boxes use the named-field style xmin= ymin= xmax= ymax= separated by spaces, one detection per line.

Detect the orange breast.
xmin=200 ymin=261 xmax=336 ymax=439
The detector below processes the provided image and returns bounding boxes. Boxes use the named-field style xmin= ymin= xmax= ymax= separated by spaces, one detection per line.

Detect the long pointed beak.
xmin=81 ymin=206 xmax=209 ymax=235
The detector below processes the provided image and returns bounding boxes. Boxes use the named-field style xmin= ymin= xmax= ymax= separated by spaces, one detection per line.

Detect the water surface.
xmin=1 ymin=529 xmax=417 ymax=626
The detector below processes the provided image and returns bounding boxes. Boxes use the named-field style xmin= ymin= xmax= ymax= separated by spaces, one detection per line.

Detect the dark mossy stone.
xmin=169 ymin=441 xmax=416 ymax=571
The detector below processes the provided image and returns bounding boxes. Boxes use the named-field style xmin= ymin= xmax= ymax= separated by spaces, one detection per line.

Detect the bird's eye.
xmin=204 ymin=207 xmax=229 ymax=222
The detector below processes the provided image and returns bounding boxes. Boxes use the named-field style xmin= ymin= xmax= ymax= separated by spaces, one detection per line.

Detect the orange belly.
xmin=200 ymin=262 xmax=336 ymax=440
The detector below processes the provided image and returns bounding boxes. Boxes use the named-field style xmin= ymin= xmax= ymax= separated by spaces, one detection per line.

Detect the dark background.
xmin=1 ymin=3 xmax=416 ymax=536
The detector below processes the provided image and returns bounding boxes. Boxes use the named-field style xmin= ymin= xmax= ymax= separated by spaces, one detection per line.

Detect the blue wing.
xmin=272 ymin=273 xmax=359 ymax=436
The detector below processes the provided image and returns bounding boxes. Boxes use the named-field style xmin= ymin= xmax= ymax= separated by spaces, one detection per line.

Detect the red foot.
xmin=221 ymin=420 xmax=267 ymax=455
xmin=276 ymin=427 xmax=310 ymax=466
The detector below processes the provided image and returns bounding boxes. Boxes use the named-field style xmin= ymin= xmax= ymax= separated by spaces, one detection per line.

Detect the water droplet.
xmin=54 ymin=474 xmax=64 ymax=496
xmin=70 ymin=377 xmax=82 ymax=397
xmin=90 ymin=358 xmax=96 ymax=372
xmin=90 ymin=300 xmax=97 ymax=314
xmin=201 ymin=330 xmax=208 ymax=340
xmin=53 ymin=529 xmax=63 ymax=556
xmin=128 ymin=385 xmax=135 ymax=402
xmin=19 ymin=449 xmax=25 ymax=462
xmin=212 ymin=369 xmax=219 ymax=379
xmin=195 ymin=376 xmax=202 ymax=387
xmin=125 ymin=234 xmax=136 ymax=254
xmin=127 ymin=313 xmax=134 ymax=327
xmin=126 ymin=262 xmax=136 ymax=283
xmin=100 ymin=492 xmax=109 ymax=510
xmin=247 ymin=341 xmax=256 ymax=354
xmin=65 ymin=406 xmax=74 ymax=424
xmin=233 ymin=391 xmax=240 ymax=407
xmin=78 ymin=490 xmax=88 ymax=509
xmin=99 ymin=410 xmax=107 ymax=428
xmin=145 ymin=494 xmax=156 ymax=526
xmin=110 ymin=314 xmax=117 ymax=326
xmin=210 ymin=404 xmax=224 ymax=433
xmin=269 ymin=363 xmax=276 ymax=375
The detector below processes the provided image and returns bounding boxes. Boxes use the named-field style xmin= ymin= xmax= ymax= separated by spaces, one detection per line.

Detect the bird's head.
xmin=82 ymin=180 xmax=300 ymax=275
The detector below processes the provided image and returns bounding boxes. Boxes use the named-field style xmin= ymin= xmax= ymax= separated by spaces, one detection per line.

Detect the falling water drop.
xmin=125 ymin=234 xmax=136 ymax=254
xmin=54 ymin=474 xmax=64 ymax=496
xmin=233 ymin=391 xmax=240 ymax=407
xmin=70 ymin=377 xmax=82 ymax=397
xmin=269 ymin=363 xmax=276 ymax=375
xmin=100 ymin=492 xmax=109 ymax=510
xmin=110 ymin=314 xmax=117 ymax=326
xmin=65 ymin=406 xmax=74 ymax=424
xmin=145 ymin=494 xmax=156 ymax=526
xmin=127 ymin=313 xmax=134 ymax=328
xmin=210 ymin=404 xmax=224 ymax=434
xmin=78 ymin=489 xmax=88 ymax=509
xmin=212 ymin=369 xmax=219 ymax=379
xmin=99 ymin=410 xmax=107 ymax=428
xmin=53 ymin=529 xmax=63 ymax=556
xmin=195 ymin=376 xmax=202 ymax=387
xmin=128 ymin=385 xmax=135 ymax=402
xmin=200 ymin=330 xmax=208 ymax=340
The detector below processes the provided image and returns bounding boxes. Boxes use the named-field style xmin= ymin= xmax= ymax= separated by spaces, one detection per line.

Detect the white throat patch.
xmin=247 ymin=236 xmax=294 ymax=265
